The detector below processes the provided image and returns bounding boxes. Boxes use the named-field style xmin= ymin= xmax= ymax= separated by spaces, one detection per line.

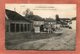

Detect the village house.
xmin=55 ymin=15 xmax=72 ymax=29
xmin=33 ymin=20 xmax=44 ymax=33
xmin=71 ymin=17 xmax=76 ymax=29
xmin=5 ymin=9 xmax=33 ymax=33
xmin=24 ymin=9 xmax=45 ymax=33
xmin=44 ymin=18 xmax=56 ymax=32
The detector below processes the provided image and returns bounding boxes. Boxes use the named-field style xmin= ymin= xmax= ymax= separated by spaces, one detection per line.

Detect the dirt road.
xmin=8 ymin=29 xmax=76 ymax=50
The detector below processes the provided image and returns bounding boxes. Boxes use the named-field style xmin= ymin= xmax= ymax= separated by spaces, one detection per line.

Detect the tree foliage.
xmin=24 ymin=9 xmax=45 ymax=21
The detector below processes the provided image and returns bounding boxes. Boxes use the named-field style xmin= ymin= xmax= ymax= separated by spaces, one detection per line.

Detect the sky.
xmin=6 ymin=4 xmax=76 ymax=19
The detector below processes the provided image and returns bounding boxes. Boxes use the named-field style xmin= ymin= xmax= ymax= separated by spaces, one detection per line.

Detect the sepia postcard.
xmin=5 ymin=4 xmax=76 ymax=50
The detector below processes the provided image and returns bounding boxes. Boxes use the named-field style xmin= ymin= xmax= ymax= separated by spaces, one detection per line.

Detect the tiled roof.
xmin=6 ymin=9 xmax=32 ymax=23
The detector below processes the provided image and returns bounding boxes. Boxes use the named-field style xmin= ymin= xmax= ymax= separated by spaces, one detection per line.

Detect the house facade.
xmin=71 ymin=20 xmax=76 ymax=29
xmin=6 ymin=9 xmax=33 ymax=33
xmin=33 ymin=20 xmax=44 ymax=33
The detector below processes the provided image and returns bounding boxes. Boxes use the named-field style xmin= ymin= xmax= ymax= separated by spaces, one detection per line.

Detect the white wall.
xmin=71 ymin=20 xmax=76 ymax=29
xmin=34 ymin=27 xmax=40 ymax=33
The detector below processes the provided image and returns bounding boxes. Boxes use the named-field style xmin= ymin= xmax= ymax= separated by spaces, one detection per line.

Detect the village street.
xmin=5 ymin=4 xmax=76 ymax=50
xmin=6 ymin=29 xmax=76 ymax=50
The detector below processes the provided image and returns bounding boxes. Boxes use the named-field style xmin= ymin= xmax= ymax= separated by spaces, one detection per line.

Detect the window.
xmin=16 ymin=24 xmax=19 ymax=32
xmin=21 ymin=24 xmax=23 ymax=32
xmin=10 ymin=23 xmax=15 ymax=32
xmin=28 ymin=24 xmax=30 ymax=31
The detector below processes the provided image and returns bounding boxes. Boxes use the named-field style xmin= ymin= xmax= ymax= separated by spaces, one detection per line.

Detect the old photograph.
xmin=5 ymin=4 xmax=76 ymax=50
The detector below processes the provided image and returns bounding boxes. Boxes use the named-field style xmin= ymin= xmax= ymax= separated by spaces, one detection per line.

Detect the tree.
xmin=56 ymin=14 xmax=60 ymax=21
xmin=24 ymin=8 xmax=44 ymax=21
xmin=27 ymin=15 xmax=44 ymax=21
xmin=45 ymin=18 xmax=55 ymax=22
xmin=55 ymin=14 xmax=60 ymax=24
xmin=24 ymin=9 xmax=33 ymax=18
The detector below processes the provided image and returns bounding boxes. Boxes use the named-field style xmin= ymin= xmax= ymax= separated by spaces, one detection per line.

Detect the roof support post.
xmin=15 ymin=23 xmax=16 ymax=32
xmin=23 ymin=24 xmax=25 ymax=32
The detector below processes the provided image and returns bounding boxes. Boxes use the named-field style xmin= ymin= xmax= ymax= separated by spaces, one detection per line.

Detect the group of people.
xmin=40 ymin=24 xmax=61 ymax=33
